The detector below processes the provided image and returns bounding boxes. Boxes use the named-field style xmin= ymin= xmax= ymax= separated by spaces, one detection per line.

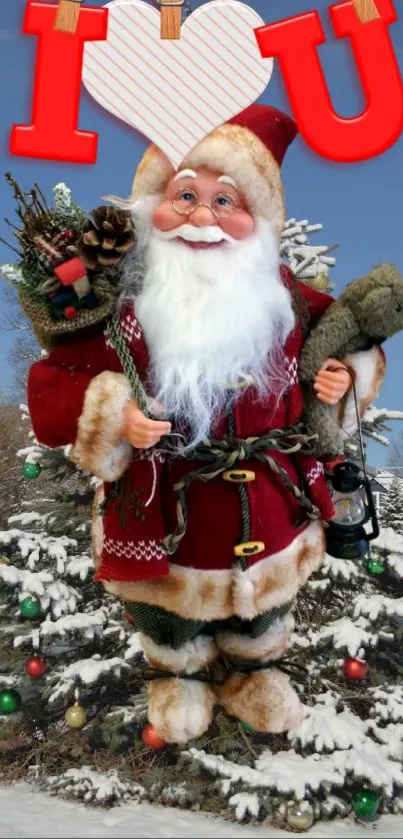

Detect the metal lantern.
xmin=326 ymin=462 xmax=379 ymax=560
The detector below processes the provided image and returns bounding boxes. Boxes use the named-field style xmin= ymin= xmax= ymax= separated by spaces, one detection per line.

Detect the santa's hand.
xmin=313 ymin=359 xmax=351 ymax=405
xmin=123 ymin=400 xmax=172 ymax=449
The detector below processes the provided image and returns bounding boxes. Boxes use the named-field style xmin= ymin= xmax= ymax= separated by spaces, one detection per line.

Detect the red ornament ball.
xmin=124 ymin=611 xmax=135 ymax=624
xmin=342 ymin=657 xmax=369 ymax=681
xmin=142 ymin=723 xmax=167 ymax=750
xmin=25 ymin=655 xmax=47 ymax=678
xmin=64 ymin=306 xmax=78 ymax=320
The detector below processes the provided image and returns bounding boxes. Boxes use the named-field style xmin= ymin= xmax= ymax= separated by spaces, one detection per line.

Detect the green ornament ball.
xmin=241 ymin=721 xmax=256 ymax=733
xmin=352 ymin=789 xmax=381 ymax=819
xmin=22 ymin=462 xmax=42 ymax=480
xmin=20 ymin=596 xmax=41 ymax=620
xmin=0 ymin=688 xmax=22 ymax=715
xmin=367 ymin=557 xmax=385 ymax=576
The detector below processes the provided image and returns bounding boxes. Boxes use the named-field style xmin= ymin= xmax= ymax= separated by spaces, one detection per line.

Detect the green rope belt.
xmin=161 ymin=429 xmax=321 ymax=556
xmin=105 ymin=314 xmax=321 ymax=558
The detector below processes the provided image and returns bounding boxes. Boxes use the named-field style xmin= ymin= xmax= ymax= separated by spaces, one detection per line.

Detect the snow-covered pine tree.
xmin=379 ymin=477 xmax=403 ymax=534
xmin=0 ymin=408 xmax=146 ymax=777
xmin=280 ymin=217 xmax=336 ymax=291
xmin=1 ymin=213 xmax=403 ymax=830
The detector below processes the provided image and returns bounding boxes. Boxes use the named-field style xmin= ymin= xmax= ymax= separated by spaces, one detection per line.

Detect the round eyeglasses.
xmin=172 ymin=187 xmax=239 ymax=220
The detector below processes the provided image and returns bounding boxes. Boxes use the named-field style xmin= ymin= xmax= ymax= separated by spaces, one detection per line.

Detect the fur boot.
xmin=141 ymin=633 xmax=218 ymax=743
xmin=217 ymin=668 xmax=306 ymax=733
xmin=215 ymin=611 xmax=305 ymax=732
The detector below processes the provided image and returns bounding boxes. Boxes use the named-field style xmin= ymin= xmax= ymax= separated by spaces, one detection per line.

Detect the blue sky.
xmin=0 ymin=0 xmax=402 ymax=465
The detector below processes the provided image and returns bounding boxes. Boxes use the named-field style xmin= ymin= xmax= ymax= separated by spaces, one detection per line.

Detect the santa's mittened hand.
xmin=123 ymin=400 xmax=172 ymax=449
xmin=313 ymin=359 xmax=351 ymax=406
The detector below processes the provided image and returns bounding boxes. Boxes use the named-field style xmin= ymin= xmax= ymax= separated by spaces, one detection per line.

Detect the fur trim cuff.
xmin=105 ymin=521 xmax=325 ymax=621
xmin=339 ymin=346 xmax=386 ymax=439
xmin=71 ymin=372 xmax=132 ymax=482
xmin=141 ymin=634 xmax=218 ymax=675
xmin=215 ymin=613 xmax=294 ymax=662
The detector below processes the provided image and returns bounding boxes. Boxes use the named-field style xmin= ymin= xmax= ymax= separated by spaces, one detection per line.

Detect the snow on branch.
xmin=310 ymin=616 xmax=377 ymax=656
xmin=65 ymin=555 xmax=93 ymax=581
xmin=280 ymin=219 xmax=336 ymax=282
xmin=387 ymin=553 xmax=403 ymax=579
xmin=322 ymin=554 xmax=361 ymax=582
xmin=289 ymin=703 xmax=367 ymax=752
xmin=374 ymin=528 xmax=403 ymax=554
xmin=106 ymin=693 xmax=148 ymax=725
xmin=353 ymin=593 xmax=403 ymax=622
xmin=185 ymin=747 xmax=343 ymax=800
xmin=365 ymin=407 xmax=403 ymax=424
xmin=331 ymin=742 xmax=403 ymax=795
xmin=42 ymin=766 xmax=146 ymax=806
xmin=360 ymin=407 xmax=403 ymax=448
xmin=0 ymin=528 xmax=77 ymax=571
xmin=187 ymin=731 xmax=403 ymax=802
xmin=8 ymin=512 xmax=49 ymax=527
xmin=124 ymin=631 xmax=144 ymax=660
xmin=47 ymin=655 xmax=130 ymax=704
xmin=13 ymin=607 xmax=110 ymax=649
xmin=0 ymin=563 xmax=80 ymax=619
xmin=229 ymin=793 xmax=261 ymax=821
xmin=367 ymin=721 xmax=403 ymax=761
xmin=370 ymin=686 xmax=403 ymax=724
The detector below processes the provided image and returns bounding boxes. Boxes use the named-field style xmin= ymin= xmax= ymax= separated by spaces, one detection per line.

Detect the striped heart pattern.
xmin=82 ymin=0 xmax=273 ymax=168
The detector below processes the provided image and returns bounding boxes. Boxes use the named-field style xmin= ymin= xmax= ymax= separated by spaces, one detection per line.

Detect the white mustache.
xmin=154 ymin=224 xmax=235 ymax=244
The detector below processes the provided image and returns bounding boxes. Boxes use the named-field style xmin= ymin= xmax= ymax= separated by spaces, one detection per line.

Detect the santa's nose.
xmin=190 ymin=204 xmax=217 ymax=226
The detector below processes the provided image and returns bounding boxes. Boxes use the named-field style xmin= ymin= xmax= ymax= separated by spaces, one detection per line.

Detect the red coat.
xmin=27 ymin=267 xmax=384 ymax=620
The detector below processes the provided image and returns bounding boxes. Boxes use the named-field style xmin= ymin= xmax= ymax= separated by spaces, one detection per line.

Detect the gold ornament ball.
xmin=65 ymin=702 xmax=87 ymax=729
xmin=0 ymin=555 xmax=10 ymax=566
xmin=308 ymin=272 xmax=329 ymax=291
xmin=286 ymin=801 xmax=315 ymax=832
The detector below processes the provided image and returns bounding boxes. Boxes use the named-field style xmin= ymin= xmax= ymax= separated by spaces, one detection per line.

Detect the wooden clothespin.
xmin=54 ymin=0 xmax=84 ymax=34
xmin=353 ymin=0 xmax=381 ymax=23
xmin=159 ymin=0 xmax=184 ymax=40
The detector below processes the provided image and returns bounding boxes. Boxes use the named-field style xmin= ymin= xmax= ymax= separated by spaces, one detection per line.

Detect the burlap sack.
xmin=19 ymin=274 xmax=119 ymax=351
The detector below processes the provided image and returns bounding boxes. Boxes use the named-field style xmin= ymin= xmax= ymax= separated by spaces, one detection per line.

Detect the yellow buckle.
xmin=234 ymin=541 xmax=265 ymax=557
xmin=222 ymin=470 xmax=256 ymax=483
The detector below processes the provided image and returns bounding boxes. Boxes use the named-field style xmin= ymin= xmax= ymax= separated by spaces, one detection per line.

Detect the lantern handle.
xmin=338 ymin=364 xmax=380 ymax=543
xmin=347 ymin=365 xmax=370 ymax=486
xmin=363 ymin=475 xmax=380 ymax=541
xmin=332 ymin=364 xmax=380 ymax=542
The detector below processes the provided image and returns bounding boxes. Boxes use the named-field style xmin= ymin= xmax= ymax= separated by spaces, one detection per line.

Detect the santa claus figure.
xmin=28 ymin=106 xmax=385 ymax=743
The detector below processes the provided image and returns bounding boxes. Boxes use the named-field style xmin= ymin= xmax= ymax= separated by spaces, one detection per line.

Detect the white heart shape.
xmin=82 ymin=0 xmax=273 ymax=168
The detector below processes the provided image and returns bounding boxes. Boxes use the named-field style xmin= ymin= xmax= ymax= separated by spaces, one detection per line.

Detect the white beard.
xmin=121 ymin=205 xmax=295 ymax=448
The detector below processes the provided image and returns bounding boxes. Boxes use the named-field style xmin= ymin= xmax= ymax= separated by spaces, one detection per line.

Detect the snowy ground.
xmin=1 ymin=786 xmax=403 ymax=839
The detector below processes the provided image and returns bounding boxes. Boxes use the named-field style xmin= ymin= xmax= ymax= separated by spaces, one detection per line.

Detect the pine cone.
xmin=76 ymin=206 xmax=136 ymax=269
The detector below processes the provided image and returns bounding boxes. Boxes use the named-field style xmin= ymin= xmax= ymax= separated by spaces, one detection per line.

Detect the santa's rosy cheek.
xmin=152 ymin=201 xmax=183 ymax=231
xmin=221 ymin=211 xmax=255 ymax=240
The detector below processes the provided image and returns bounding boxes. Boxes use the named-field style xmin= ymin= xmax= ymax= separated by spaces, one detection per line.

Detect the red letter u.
xmin=255 ymin=0 xmax=403 ymax=163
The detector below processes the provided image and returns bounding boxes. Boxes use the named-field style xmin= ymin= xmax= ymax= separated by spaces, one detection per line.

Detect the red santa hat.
xmin=131 ymin=105 xmax=298 ymax=235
